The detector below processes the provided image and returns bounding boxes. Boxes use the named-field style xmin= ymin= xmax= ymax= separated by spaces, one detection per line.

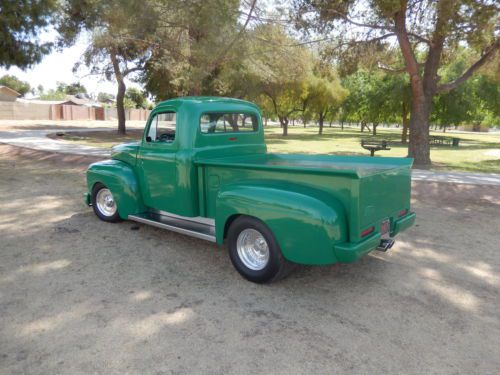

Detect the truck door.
xmin=138 ymin=110 xmax=178 ymax=211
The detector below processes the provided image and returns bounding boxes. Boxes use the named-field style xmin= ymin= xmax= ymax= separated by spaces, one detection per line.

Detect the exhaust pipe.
xmin=376 ymin=238 xmax=395 ymax=252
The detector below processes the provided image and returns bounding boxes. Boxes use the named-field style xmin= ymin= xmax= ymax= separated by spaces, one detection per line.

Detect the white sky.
xmin=0 ymin=30 xmax=141 ymax=98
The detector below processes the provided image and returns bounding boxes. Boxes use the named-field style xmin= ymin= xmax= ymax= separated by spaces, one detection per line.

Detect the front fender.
xmin=86 ymin=159 xmax=145 ymax=219
xmin=215 ymin=183 xmax=347 ymax=265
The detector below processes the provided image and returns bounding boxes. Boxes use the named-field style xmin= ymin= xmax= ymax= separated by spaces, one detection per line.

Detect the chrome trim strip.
xmin=128 ymin=215 xmax=216 ymax=242
xmin=155 ymin=209 xmax=215 ymax=226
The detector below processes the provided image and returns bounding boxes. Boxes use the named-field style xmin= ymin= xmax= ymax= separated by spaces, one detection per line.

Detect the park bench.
xmin=361 ymin=139 xmax=391 ymax=156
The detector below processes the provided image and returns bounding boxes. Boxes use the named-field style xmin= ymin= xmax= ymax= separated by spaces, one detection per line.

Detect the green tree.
xmin=38 ymin=81 xmax=87 ymax=100
xmin=369 ymin=72 xmax=411 ymax=137
xmin=294 ymin=0 xmax=499 ymax=167
xmin=0 ymin=0 xmax=57 ymax=68
xmin=340 ymin=70 xmax=409 ymax=136
xmin=59 ymin=0 xmax=159 ymax=134
xmin=473 ymin=75 xmax=500 ymax=128
xmin=39 ymin=89 xmax=66 ymax=100
xmin=63 ymin=82 xmax=88 ymax=96
xmin=340 ymin=71 xmax=377 ymax=132
xmin=0 ymin=75 xmax=31 ymax=96
xmin=97 ymin=92 xmax=115 ymax=103
xmin=240 ymin=24 xmax=313 ymax=136
xmin=141 ymin=0 xmax=256 ymax=100
xmin=306 ymin=62 xmax=347 ymax=134
xmin=125 ymin=87 xmax=147 ymax=109
xmin=432 ymin=50 xmax=499 ymax=131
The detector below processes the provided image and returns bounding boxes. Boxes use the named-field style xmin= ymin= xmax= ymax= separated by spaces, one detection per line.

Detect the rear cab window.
xmin=200 ymin=113 xmax=258 ymax=134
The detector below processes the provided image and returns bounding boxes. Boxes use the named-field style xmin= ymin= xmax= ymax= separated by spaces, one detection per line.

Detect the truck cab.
xmin=85 ymin=97 xmax=415 ymax=283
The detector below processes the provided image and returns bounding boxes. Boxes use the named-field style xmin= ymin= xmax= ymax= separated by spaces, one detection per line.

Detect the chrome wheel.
xmin=95 ymin=188 xmax=117 ymax=217
xmin=236 ymin=228 xmax=270 ymax=271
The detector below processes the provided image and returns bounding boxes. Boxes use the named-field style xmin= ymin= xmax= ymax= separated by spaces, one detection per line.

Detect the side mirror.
xmin=146 ymin=136 xmax=152 ymax=142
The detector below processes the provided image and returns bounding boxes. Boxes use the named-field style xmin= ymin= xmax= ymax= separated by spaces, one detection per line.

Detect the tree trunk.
xmin=361 ymin=121 xmax=371 ymax=133
xmin=401 ymin=102 xmax=409 ymax=143
xmin=318 ymin=112 xmax=324 ymax=135
xmin=372 ymin=122 xmax=378 ymax=136
xmin=226 ymin=114 xmax=239 ymax=131
xmin=394 ymin=5 xmax=436 ymax=167
xmin=279 ymin=116 xmax=289 ymax=136
xmin=341 ymin=120 xmax=344 ymax=130
xmin=408 ymin=93 xmax=432 ymax=166
xmin=116 ymin=80 xmax=126 ymax=135
xmin=265 ymin=117 xmax=268 ymax=127
xmin=190 ymin=82 xmax=201 ymax=96
xmin=110 ymin=51 xmax=126 ymax=135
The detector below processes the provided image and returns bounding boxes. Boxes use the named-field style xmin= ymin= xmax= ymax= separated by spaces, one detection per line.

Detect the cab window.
xmin=147 ymin=112 xmax=176 ymax=142
xmin=200 ymin=113 xmax=258 ymax=133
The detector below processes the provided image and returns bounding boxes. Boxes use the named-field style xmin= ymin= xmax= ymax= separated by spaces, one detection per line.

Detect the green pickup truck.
xmin=85 ymin=97 xmax=415 ymax=283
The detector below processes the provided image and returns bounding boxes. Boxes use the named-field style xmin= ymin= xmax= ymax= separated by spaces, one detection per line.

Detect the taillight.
xmin=361 ymin=226 xmax=374 ymax=238
xmin=398 ymin=209 xmax=408 ymax=217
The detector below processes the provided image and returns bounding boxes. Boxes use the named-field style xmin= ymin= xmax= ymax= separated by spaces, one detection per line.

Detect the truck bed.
xmin=195 ymin=153 xmax=412 ymax=178
xmin=195 ymin=153 xmax=413 ymax=243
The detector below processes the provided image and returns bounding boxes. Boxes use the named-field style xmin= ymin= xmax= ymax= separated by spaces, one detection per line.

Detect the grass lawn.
xmin=266 ymin=126 xmax=500 ymax=173
xmin=50 ymin=125 xmax=500 ymax=173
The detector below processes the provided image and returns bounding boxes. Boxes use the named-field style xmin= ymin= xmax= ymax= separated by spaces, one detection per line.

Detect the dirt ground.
xmin=1 ymin=144 xmax=499 ymax=375
xmin=46 ymin=129 xmax=144 ymax=149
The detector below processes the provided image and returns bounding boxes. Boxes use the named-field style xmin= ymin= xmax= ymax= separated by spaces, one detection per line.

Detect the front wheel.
xmin=227 ymin=216 xmax=295 ymax=283
xmin=91 ymin=183 xmax=121 ymax=222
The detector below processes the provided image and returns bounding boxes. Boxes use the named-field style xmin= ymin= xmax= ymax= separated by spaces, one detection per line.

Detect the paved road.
xmin=1 ymin=127 xmax=500 ymax=186
xmin=411 ymin=169 xmax=500 ymax=186
xmin=0 ymin=128 xmax=110 ymax=157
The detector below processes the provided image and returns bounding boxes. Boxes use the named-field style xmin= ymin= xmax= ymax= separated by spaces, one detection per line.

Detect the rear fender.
xmin=215 ymin=182 xmax=347 ymax=265
xmin=86 ymin=160 xmax=144 ymax=219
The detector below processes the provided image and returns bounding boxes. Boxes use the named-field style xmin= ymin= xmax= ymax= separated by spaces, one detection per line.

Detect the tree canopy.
xmin=58 ymin=0 xmax=160 ymax=133
xmin=0 ymin=0 xmax=57 ymax=68
xmin=3 ymin=0 xmax=498 ymax=165
xmin=294 ymin=0 xmax=499 ymax=166
xmin=0 ymin=75 xmax=31 ymax=96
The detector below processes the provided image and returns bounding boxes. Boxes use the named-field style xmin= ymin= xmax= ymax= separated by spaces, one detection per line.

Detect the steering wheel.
xmin=158 ymin=133 xmax=175 ymax=142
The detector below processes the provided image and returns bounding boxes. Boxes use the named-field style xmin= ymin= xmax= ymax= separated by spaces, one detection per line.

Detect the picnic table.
xmin=429 ymin=136 xmax=460 ymax=147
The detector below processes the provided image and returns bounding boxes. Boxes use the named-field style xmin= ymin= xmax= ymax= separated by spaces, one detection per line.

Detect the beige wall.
xmin=0 ymin=102 xmax=51 ymax=120
xmin=0 ymin=102 xmax=150 ymax=121
xmin=104 ymin=108 xmax=150 ymax=121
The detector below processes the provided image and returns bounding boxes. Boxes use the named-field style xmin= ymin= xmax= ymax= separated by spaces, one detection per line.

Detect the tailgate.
xmin=354 ymin=162 xmax=412 ymax=240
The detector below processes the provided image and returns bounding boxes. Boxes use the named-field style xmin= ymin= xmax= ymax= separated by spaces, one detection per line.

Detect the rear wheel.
xmin=227 ymin=216 xmax=295 ymax=283
xmin=91 ymin=183 xmax=121 ymax=222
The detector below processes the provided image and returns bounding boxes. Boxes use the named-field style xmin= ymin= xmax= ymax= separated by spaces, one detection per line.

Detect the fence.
xmin=103 ymin=107 xmax=149 ymax=121
xmin=0 ymin=101 xmax=52 ymax=120
xmin=0 ymin=101 xmax=150 ymax=121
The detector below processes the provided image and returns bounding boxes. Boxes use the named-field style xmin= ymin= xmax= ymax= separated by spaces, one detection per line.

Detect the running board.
xmin=128 ymin=213 xmax=216 ymax=242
